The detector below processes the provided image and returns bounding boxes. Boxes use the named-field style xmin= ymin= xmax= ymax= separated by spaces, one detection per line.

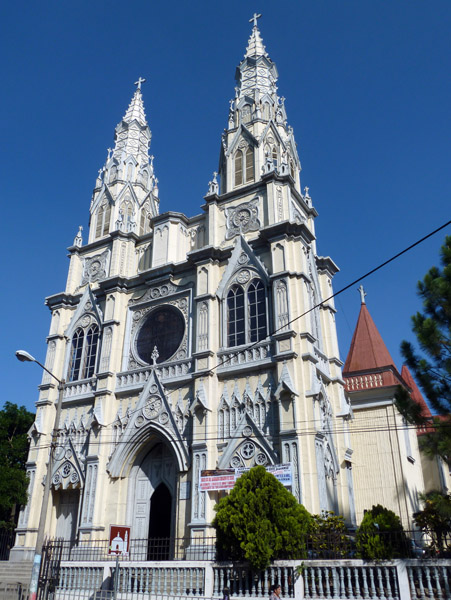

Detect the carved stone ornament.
xmin=82 ymin=249 xmax=110 ymax=285
xmin=225 ymin=199 xmax=260 ymax=240
xmin=237 ymin=252 xmax=249 ymax=266
xmin=236 ymin=269 xmax=251 ymax=284
xmin=130 ymin=280 xmax=178 ymax=305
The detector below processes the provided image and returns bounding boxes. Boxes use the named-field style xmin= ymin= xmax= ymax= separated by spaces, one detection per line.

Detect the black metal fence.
xmin=40 ymin=530 xmax=447 ymax=563
xmin=47 ymin=537 xmax=217 ymax=562
xmin=0 ymin=528 xmax=16 ymax=561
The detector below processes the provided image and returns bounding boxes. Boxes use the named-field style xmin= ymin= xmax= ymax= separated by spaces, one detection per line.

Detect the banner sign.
xmin=200 ymin=463 xmax=292 ymax=492
xmin=108 ymin=525 xmax=131 ymax=556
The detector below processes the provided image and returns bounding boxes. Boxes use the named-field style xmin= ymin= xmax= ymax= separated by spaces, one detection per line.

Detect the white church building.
xmin=14 ymin=18 xmax=363 ymax=561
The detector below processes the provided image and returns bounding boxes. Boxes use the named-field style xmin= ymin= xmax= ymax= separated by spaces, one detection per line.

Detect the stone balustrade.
xmin=63 ymin=378 xmax=96 ymax=399
xmin=216 ymin=341 xmax=273 ymax=374
xmin=116 ymin=360 xmax=192 ymax=390
xmin=48 ymin=559 xmax=451 ymax=600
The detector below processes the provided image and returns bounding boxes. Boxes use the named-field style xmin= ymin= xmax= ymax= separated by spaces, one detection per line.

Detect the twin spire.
xmin=91 ymin=15 xmax=299 ymax=241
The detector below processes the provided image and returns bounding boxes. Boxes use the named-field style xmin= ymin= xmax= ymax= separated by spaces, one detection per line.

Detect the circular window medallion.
xmin=256 ymin=453 xmax=267 ymax=465
xmin=136 ymin=305 xmax=185 ymax=364
xmin=241 ymin=442 xmax=255 ymax=459
xmin=159 ymin=412 xmax=169 ymax=425
xmin=243 ymin=426 xmax=252 ymax=438
xmin=62 ymin=462 xmax=72 ymax=478
xmin=143 ymin=398 xmax=161 ymax=419
xmin=237 ymin=269 xmax=251 ymax=284
xmin=231 ymin=455 xmax=242 ymax=468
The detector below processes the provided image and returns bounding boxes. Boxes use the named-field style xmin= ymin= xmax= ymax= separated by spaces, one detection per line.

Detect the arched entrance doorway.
xmin=148 ymin=483 xmax=172 ymax=560
xmin=128 ymin=442 xmax=176 ymax=559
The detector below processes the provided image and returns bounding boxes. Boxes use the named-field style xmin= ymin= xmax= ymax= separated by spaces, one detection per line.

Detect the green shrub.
xmin=356 ymin=504 xmax=408 ymax=559
xmin=212 ymin=466 xmax=312 ymax=570
xmin=308 ymin=511 xmax=350 ymax=558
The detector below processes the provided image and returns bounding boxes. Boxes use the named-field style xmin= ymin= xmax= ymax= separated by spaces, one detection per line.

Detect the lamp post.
xmin=15 ymin=350 xmax=65 ymax=600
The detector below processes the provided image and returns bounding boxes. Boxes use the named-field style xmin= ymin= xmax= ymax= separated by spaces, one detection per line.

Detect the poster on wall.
xmin=108 ymin=525 xmax=131 ymax=556
xmin=200 ymin=464 xmax=292 ymax=492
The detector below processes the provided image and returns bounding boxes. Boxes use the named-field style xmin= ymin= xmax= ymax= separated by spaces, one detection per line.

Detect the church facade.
xmin=13 ymin=20 xmax=356 ymax=561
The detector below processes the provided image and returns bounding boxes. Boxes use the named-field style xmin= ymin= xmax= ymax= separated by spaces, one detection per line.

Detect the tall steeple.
xmin=217 ymin=15 xmax=303 ymax=198
xmin=88 ymin=80 xmax=159 ymax=244
xmin=112 ymin=78 xmax=150 ymax=167
xmin=343 ymin=289 xmax=405 ymax=392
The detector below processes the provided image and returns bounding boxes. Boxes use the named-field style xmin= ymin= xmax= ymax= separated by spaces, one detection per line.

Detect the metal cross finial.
xmin=249 ymin=13 xmax=262 ymax=28
xmin=134 ymin=77 xmax=146 ymax=90
xmin=358 ymin=284 xmax=367 ymax=304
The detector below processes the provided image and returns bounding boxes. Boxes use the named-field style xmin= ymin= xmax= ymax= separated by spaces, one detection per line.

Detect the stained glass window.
xmin=136 ymin=305 xmax=185 ymax=364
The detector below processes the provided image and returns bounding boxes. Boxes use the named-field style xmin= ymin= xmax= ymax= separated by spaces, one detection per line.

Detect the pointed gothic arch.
xmin=95 ymin=199 xmax=111 ymax=239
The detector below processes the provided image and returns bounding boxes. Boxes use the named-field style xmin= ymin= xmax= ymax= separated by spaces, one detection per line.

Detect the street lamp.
xmin=15 ymin=350 xmax=65 ymax=600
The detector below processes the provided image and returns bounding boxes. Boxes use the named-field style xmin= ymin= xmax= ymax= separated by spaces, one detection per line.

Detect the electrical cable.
xmin=83 ymin=217 xmax=451 ymax=430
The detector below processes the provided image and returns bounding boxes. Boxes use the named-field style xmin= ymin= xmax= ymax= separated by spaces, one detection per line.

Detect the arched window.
xmin=262 ymin=102 xmax=270 ymax=120
xmin=68 ymin=328 xmax=84 ymax=381
xmin=272 ymin=147 xmax=278 ymax=167
xmin=95 ymin=201 xmax=111 ymax=239
xmin=248 ymin=280 xmax=266 ymax=343
xmin=234 ymin=146 xmax=254 ymax=188
xmin=227 ymin=285 xmax=245 ymax=347
xmin=226 ymin=278 xmax=267 ymax=347
xmin=126 ymin=162 xmax=134 ymax=180
xmin=234 ymin=150 xmax=243 ymax=187
xmin=245 ymin=147 xmax=254 ymax=183
xmin=84 ymin=325 xmax=99 ymax=378
xmin=68 ymin=324 xmax=100 ymax=382
xmin=139 ymin=204 xmax=152 ymax=235
xmin=121 ymin=199 xmax=134 ymax=232
xmin=241 ymin=104 xmax=251 ymax=124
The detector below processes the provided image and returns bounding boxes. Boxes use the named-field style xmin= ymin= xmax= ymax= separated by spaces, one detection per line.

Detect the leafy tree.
xmin=308 ymin=511 xmax=350 ymax=559
xmin=356 ymin=504 xmax=408 ymax=560
xmin=212 ymin=466 xmax=311 ymax=570
xmin=395 ymin=235 xmax=451 ymax=460
xmin=0 ymin=402 xmax=34 ymax=528
xmin=414 ymin=491 xmax=451 ymax=556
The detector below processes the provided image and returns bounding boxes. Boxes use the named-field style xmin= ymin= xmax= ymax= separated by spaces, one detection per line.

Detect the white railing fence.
xmin=35 ymin=559 xmax=451 ymax=600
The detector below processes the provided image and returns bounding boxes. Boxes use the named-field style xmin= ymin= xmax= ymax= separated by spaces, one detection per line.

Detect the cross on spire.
xmin=358 ymin=284 xmax=367 ymax=304
xmin=249 ymin=13 xmax=262 ymax=28
xmin=134 ymin=77 xmax=146 ymax=90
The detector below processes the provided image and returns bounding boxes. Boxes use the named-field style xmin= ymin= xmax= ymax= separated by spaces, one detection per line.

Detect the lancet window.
xmin=227 ymin=278 xmax=267 ymax=347
xmin=139 ymin=203 xmax=152 ymax=235
xmin=95 ymin=200 xmax=111 ymax=239
xmin=234 ymin=146 xmax=254 ymax=187
xmin=241 ymin=104 xmax=252 ymax=124
xmin=120 ymin=198 xmax=134 ymax=232
xmin=68 ymin=324 xmax=100 ymax=382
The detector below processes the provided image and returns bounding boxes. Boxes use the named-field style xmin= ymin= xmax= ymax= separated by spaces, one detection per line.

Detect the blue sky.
xmin=1 ymin=1 xmax=450 ymax=412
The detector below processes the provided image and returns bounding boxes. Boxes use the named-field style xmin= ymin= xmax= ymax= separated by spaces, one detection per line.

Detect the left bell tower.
xmin=88 ymin=78 xmax=159 ymax=245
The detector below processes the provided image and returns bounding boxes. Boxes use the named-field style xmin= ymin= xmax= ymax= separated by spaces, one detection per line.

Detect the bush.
xmin=356 ymin=505 xmax=408 ymax=559
xmin=212 ymin=466 xmax=312 ymax=570
xmin=414 ymin=491 xmax=451 ymax=556
xmin=308 ymin=511 xmax=350 ymax=559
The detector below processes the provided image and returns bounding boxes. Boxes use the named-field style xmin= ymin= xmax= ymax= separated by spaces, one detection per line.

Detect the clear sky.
xmin=1 ymin=1 xmax=450 ymax=412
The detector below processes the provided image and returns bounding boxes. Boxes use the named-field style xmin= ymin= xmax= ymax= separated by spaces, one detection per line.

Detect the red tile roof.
xmin=401 ymin=365 xmax=432 ymax=420
xmin=343 ymin=303 xmax=397 ymax=374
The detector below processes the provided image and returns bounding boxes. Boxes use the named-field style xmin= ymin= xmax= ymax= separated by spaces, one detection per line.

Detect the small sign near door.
xmin=108 ymin=525 xmax=131 ymax=556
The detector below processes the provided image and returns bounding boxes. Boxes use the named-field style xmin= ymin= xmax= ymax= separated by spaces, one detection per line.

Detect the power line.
xmin=90 ymin=217 xmax=451 ymax=429
xmin=35 ymin=416 xmax=451 ymax=453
